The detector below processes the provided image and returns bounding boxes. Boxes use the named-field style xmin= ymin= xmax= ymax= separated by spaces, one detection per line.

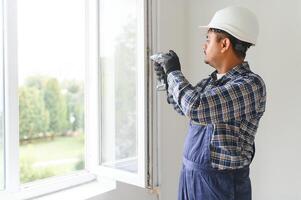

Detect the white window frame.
xmin=87 ymin=0 xmax=149 ymax=188
xmin=0 ymin=0 xmax=159 ymax=199
xmin=0 ymin=0 xmax=5 ymax=192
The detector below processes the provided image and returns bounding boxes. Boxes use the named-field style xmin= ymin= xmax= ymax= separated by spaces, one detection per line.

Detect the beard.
xmin=203 ymin=51 xmax=209 ymax=64
xmin=203 ymin=59 xmax=216 ymax=69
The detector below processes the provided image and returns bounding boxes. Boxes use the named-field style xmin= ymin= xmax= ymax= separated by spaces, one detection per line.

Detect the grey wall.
xmin=91 ymin=0 xmax=301 ymax=200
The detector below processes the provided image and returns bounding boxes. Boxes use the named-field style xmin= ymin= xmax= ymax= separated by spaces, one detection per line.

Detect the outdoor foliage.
xmin=19 ymin=129 xmax=85 ymax=183
xmin=19 ymin=86 xmax=49 ymax=140
xmin=19 ymin=76 xmax=84 ymax=141
xmin=44 ymin=78 xmax=68 ymax=135
xmin=19 ymin=77 xmax=85 ymax=183
xmin=20 ymin=156 xmax=55 ymax=183
xmin=63 ymin=80 xmax=84 ymax=132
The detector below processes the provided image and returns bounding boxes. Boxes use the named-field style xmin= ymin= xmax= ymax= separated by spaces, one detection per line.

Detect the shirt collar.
xmin=209 ymin=61 xmax=251 ymax=81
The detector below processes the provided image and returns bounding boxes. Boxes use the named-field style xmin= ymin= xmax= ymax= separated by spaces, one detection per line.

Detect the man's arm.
xmin=166 ymin=90 xmax=185 ymax=115
xmin=167 ymin=71 xmax=266 ymax=124
xmin=165 ymin=77 xmax=210 ymax=116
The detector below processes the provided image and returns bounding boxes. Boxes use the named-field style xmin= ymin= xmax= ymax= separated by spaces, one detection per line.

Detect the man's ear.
xmin=221 ymin=38 xmax=231 ymax=53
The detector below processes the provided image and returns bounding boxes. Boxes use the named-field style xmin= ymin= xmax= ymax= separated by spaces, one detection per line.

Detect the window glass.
xmin=17 ymin=0 xmax=86 ymax=183
xmin=100 ymin=0 xmax=138 ymax=173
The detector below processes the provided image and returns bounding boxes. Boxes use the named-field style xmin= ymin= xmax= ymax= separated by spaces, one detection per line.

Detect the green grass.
xmin=20 ymin=134 xmax=84 ymax=183
xmin=20 ymin=135 xmax=84 ymax=161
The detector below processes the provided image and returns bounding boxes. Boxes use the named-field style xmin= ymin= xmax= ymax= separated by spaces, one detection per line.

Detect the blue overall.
xmin=178 ymin=122 xmax=252 ymax=200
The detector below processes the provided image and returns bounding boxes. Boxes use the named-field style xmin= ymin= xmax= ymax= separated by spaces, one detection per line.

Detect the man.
xmin=152 ymin=6 xmax=266 ymax=200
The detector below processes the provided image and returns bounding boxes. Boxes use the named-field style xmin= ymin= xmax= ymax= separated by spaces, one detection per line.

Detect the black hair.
xmin=208 ymin=28 xmax=253 ymax=59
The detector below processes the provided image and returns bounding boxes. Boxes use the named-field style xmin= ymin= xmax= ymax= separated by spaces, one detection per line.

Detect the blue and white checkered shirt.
xmin=167 ymin=62 xmax=266 ymax=169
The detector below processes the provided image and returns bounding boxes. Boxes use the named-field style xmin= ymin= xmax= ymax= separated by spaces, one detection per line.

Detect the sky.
xmin=17 ymin=0 xmax=136 ymax=85
xmin=17 ymin=0 xmax=86 ymax=85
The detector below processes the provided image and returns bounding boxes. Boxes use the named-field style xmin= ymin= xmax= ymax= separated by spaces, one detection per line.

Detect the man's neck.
xmin=216 ymin=59 xmax=244 ymax=74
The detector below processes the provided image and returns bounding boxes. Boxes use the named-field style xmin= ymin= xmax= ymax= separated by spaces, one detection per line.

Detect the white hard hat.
xmin=199 ymin=6 xmax=259 ymax=45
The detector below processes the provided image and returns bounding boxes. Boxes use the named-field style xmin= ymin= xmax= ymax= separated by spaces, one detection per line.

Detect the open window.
xmin=0 ymin=0 xmax=156 ymax=198
xmin=85 ymin=0 xmax=154 ymax=188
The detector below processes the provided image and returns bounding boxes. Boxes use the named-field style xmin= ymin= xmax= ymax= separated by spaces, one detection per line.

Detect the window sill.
xmin=32 ymin=178 xmax=116 ymax=200
xmin=0 ymin=172 xmax=116 ymax=200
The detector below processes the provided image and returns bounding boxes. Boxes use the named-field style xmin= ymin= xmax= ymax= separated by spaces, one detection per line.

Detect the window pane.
xmin=0 ymin=0 xmax=5 ymax=190
xmin=100 ymin=0 xmax=138 ymax=173
xmin=17 ymin=0 xmax=85 ymax=183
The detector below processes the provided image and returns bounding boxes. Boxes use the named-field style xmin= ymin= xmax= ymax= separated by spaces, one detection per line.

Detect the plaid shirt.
xmin=167 ymin=62 xmax=266 ymax=169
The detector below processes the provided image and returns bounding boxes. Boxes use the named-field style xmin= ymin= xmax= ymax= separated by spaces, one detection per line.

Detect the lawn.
xmin=20 ymin=134 xmax=84 ymax=183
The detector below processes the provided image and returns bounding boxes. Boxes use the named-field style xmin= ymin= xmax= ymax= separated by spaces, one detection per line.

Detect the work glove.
xmin=154 ymin=62 xmax=168 ymax=90
xmin=161 ymin=50 xmax=181 ymax=75
xmin=154 ymin=62 xmax=165 ymax=81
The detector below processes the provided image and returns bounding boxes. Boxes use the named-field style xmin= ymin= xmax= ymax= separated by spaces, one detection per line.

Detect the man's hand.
xmin=154 ymin=62 xmax=168 ymax=90
xmin=161 ymin=50 xmax=181 ymax=74
xmin=154 ymin=62 xmax=165 ymax=81
xmin=150 ymin=50 xmax=181 ymax=89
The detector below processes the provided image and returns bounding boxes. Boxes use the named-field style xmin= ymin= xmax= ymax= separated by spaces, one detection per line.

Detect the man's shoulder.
xmin=245 ymin=70 xmax=266 ymax=89
xmin=233 ymin=70 xmax=265 ymax=86
xmin=228 ymin=71 xmax=266 ymax=97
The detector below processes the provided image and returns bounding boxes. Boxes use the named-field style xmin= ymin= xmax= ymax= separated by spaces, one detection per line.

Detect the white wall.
xmin=91 ymin=0 xmax=301 ymax=200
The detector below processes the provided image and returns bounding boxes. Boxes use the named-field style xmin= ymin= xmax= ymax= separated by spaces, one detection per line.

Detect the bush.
xmin=20 ymin=156 xmax=55 ymax=183
xmin=74 ymin=155 xmax=84 ymax=170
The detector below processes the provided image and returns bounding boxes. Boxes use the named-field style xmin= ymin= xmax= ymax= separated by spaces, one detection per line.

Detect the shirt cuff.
xmin=167 ymin=70 xmax=184 ymax=85
xmin=167 ymin=70 xmax=189 ymax=100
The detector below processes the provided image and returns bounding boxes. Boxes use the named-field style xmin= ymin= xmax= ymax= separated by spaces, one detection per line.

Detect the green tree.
xmin=62 ymin=80 xmax=84 ymax=132
xmin=44 ymin=78 xmax=68 ymax=136
xmin=25 ymin=75 xmax=48 ymax=90
xmin=19 ymin=87 xmax=49 ymax=140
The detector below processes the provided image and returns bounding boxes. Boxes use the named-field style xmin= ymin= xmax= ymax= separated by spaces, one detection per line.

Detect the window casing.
xmin=0 ymin=0 xmax=5 ymax=191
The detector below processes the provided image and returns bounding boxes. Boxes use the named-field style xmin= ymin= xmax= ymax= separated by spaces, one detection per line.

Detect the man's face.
xmin=202 ymin=31 xmax=223 ymax=68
